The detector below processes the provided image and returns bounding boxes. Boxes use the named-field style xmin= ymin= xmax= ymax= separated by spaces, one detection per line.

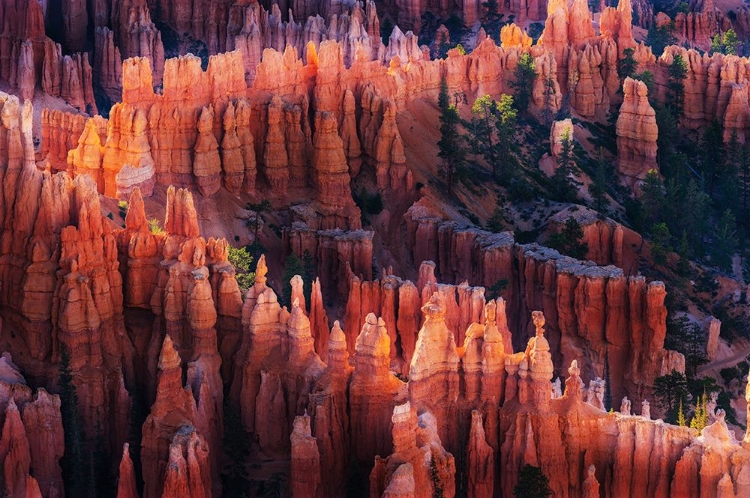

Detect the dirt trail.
xmin=697 ymin=344 xmax=750 ymax=375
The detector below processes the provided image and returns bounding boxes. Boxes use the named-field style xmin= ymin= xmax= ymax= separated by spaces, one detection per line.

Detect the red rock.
xmin=24 ymin=476 xmax=41 ymax=498
xmin=116 ymin=443 xmax=139 ymax=498
xmin=370 ymin=402 xmax=456 ymax=498
xmin=21 ymin=390 xmax=64 ymax=498
xmin=290 ymin=414 xmax=321 ymax=498
xmin=0 ymin=398 xmax=31 ymax=498
xmin=467 ymin=410 xmax=494 ymax=497
xmin=94 ymin=28 xmax=124 ymax=103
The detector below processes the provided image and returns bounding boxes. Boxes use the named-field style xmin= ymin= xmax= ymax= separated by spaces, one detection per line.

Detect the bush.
xmin=148 ymin=218 xmax=165 ymax=234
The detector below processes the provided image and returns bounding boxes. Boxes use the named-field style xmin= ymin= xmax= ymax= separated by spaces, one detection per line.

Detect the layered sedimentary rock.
xmin=549 ymin=207 xmax=644 ymax=275
xmin=349 ymin=313 xmax=405 ymax=466
xmin=369 ymin=402 xmax=456 ymax=498
xmin=616 ymin=78 xmax=658 ymax=187
xmin=228 ymin=261 xmax=326 ymax=460
xmin=0 ymin=354 xmax=64 ymax=498
xmin=312 ymin=111 xmax=362 ymax=229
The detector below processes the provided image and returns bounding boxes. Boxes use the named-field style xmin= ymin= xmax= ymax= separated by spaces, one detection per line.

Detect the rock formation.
xmin=617 ymin=78 xmax=659 ymax=187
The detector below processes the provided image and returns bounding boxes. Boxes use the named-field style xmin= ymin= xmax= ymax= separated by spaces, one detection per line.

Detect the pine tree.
xmin=666 ymin=54 xmax=688 ymax=119
xmin=302 ymin=249 xmax=316 ymax=304
xmin=714 ymin=209 xmax=738 ymax=272
xmin=650 ymin=222 xmax=672 ymax=266
xmin=438 ymin=77 xmax=466 ymax=192
xmin=690 ymin=393 xmax=709 ymax=432
xmin=723 ymin=29 xmax=740 ymax=55
xmin=58 ymin=344 xmax=88 ymax=497
xmin=640 ymin=170 xmax=665 ymax=228
xmin=677 ymin=399 xmax=686 ymax=427
xmin=494 ymin=94 xmax=518 ymax=180
xmin=513 ymin=465 xmax=552 ymax=498
xmin=542 ymin=76 xmax=556 ymax=126
xmin=246 ymin=199 xmax=272 ymax=256
xmin=430 ymin=455 xmax=445 ymax=498
xmin=617 ymin=48 xmax=638 ymax=80
xmin=548 ymin=217 xmax=589 ymax=259
xmin=510 ymin=53 xmax=537 ymax=114
xmin=552 ymin=130 xmax=577 ymax=202
xmin=588 ymin=149 xmax=610 ymax=212
xmin=471 ymin=94 xmax=498 ymax=174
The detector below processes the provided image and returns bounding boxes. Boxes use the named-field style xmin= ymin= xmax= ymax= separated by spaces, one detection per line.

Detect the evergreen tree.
xmin=640 ymin=170 xmax=665 ymax=228
xmin=666 ymin=316 xmax=708 ymax=378
xmin=486 ymin=204 xmax=505 ymax=232
xmin=471 ymin=94 xmax=498 ymax=174
xmin=711 ymin=33 xmax=724 ymax=54
xmin=551 ymin=130 xmax=577 ymax=202
xmin=617 ymin=48 xmax=638 ymax=80
xmin=280 ymin=253 xmax=305 ymax=308
xmin=714 ymin=209 xmax=738 ymax=272
xmin=677 ymin=398 xmax=687 ymax=426
xmin=430 ymin=455 xmax=445 ymax=498
xmin=437 ymin=78 xmax=466 ymax=192
xmin=541 ymin=76 xmax=556 ymax=126
xmin=510 ymin=53 xmax=537 ymax=114
xmin=739 ymin=143 xmax=750 ymax=216
xmin=58 ymin=344 xmax=88 ymax=498
xmin=666 ymin=54 xmax=688 ymax=119
xmin=302 ymin=249 xmax=316 ymax=304
xmin=653 ymin=370 xmax=688 ymax=423
xmin=650 ymin=222 xmax=672 ymax=266
xmin=699 ymin=121 xmax=725 ymax=196
xmin=222 ymin=390 xmax=251 ymax=498
xmin=723 ymin=29 xmax=740 ymax=55
xmin=228 ymin=245 xmax=255 ymax=292
xmin=548 ymin=217 xmax=589 ymax=259
xmin=676 ymin=230 xmax=691 ymax=276
xmin=513 ymin=465 xmax=552 ymax=498
xmin=588 ymin=149 xmax=610 ymax=212
xmin=494 ymin=94 xmax=518 ymax=180
xmin=246 ymin=199 xmax=272 ymax=256
xmin=603 ymin=355 xmax=612 ymax=411
xmin=632 ymin=71 xmax=656 ymax=104
xmin=690 ymin=393 xmax=709 ymax=432
xmin=646 ymin=23 xmax=676 ymax=56
xmin=655 ymin=106 xmax=679 ymax=170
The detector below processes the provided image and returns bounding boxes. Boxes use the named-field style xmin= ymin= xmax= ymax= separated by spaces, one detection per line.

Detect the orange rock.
xmin=312 ymin=111 xmax=361 ymax=230
xmin=220 ymin=101 xmax=245 ymax=195
xmin=67 ymin=119 xmax=105 ymax=192
xmin=370 ymin=402 xmax=456 ymax=498
xmin=263 ymin=95 xmax=290 ymax=196
xmin=193 ymin=106 xmax=221 ymax=197
xmin=616 ymin=77 xmax=658 ymax=187
xmin=500 ymin=24 xmax=532 ymax=49
xmin=350 ymin=313 xmax=403 ymax=464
